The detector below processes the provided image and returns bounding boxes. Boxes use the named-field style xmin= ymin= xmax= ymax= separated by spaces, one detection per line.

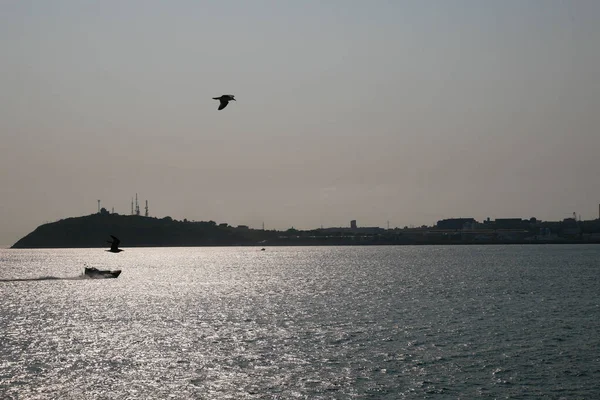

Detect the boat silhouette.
xmin=84 ymin=266 xmax=121 ymax=279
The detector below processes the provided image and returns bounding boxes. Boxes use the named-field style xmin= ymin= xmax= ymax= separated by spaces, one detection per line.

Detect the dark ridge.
xmin=11 ymin=213 xmax=600 ymax=249
xmin=11 ymin=213 xmax=267 ymax=248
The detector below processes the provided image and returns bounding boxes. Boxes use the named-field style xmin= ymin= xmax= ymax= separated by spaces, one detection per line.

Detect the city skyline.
xmin=2 ymin=1 xmax=600 ymax=245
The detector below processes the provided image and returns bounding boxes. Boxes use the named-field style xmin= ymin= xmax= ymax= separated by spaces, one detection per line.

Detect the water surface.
xmin=1 ymin=245 xmax=599 ymax=399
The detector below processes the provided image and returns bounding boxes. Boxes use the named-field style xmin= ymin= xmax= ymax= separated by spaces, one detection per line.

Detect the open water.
xmin=1 ymin=245 xmax=599 ymax=399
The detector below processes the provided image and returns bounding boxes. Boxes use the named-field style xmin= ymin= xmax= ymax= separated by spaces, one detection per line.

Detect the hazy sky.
xmin=1 ymin=0 xmax=600 ymax=245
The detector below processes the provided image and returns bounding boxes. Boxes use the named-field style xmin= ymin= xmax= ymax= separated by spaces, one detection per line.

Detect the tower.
xmin=135 ymin=193 xmax=140 ymax=216
xmin=131 ymin=198 xmax=134 ymax=215
xmin=97 ymin=200 xmax=100 ymax=214
xmin=145 ymin=200 xmax=149 ymax=217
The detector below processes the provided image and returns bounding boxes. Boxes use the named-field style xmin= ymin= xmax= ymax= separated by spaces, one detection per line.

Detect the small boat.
xmin=84 ymin=267 xmax=122 ymax=279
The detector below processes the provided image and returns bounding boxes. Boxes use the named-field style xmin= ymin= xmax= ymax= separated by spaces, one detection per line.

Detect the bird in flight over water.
xmin=213 ymin=94 xmax=236 ymax=110
xmin=106 ymin=235 xmax=124 ymax=253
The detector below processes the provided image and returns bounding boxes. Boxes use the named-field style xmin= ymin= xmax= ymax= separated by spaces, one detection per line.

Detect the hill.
xmin=11 ymin=213 xmax=273 ymax=248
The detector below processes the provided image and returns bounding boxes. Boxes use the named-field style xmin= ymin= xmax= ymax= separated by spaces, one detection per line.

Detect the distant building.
xmin=494 ymin=218 xmax=527 ymax=230
xmin=320 ymin=226 xmax=384 ymax=235
xmin=350 ymin=220 xmax=357 ymax=229
xmin=436 ymin=218 xmax=477 ymax=230
xmin=561 ymin=218 xmax=580 ymax=236
xmin=354 ymin=227 xmax=385 ymax=234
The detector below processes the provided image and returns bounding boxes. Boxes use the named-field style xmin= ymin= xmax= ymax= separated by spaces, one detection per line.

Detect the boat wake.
xmin=0 ymin=275 xmax=88 ymax=282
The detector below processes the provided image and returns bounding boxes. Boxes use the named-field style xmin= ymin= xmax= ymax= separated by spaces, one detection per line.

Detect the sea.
xmin=1 ymin=245 xmax=599 ymax=399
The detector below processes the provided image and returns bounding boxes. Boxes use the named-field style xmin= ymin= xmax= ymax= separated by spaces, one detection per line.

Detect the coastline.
xmin=10 ymin=213 xmax=600 ymax=249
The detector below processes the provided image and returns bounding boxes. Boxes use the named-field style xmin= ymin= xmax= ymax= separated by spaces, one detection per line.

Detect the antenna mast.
xmin=145 ymin=200 xmax=149 ymax=217
xmin=135 ymin=193 xmax=140 ymax=216
xmin=97 ymin=200 xmax=100 ymax=214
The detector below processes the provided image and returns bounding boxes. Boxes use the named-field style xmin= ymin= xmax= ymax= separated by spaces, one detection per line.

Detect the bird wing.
xmin=110 ymin=235 xmax=120 ymax=248
xmin=218 ymin=100 xmax=228 ymax=110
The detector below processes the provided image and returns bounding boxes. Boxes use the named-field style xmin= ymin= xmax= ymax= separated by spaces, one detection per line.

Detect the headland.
xmin=10 ymin=212 xmax=600 ymax=248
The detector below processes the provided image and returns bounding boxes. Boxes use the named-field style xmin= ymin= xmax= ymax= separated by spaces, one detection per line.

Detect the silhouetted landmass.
xmin=12 ymin=213 xmax=268 ymax=248
xmin=11 ymin=212 xmax=600 ymax=249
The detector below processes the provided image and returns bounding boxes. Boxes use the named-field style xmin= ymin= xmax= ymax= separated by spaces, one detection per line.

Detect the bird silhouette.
xmin=213 ymin=94 xmax=236 ymax=110
xmin=106 ymin=235 xmax=124 ymax=253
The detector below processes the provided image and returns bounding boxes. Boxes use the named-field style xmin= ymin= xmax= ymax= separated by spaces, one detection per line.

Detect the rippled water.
xmin=1 ymin=245 xmax=599 ymax=399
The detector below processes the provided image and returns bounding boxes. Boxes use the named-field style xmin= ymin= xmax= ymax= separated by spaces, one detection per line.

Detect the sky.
xmin=1 ymin=0 xmax=600 ymax=245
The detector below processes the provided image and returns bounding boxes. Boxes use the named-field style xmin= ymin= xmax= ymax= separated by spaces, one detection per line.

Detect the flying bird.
xmin=213 ymin=94 xmax=236 ymax=110
xmin=106 ymin=235 xmax=124 ymax=253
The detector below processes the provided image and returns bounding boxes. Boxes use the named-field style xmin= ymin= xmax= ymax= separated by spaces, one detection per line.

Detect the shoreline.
xmin=10 ymin=241 xmax=600 ymax=249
